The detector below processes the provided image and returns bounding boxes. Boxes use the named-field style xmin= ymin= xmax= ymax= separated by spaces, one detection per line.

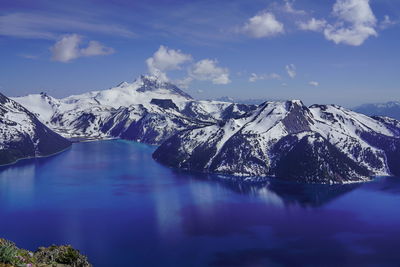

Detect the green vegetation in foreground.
xmin=0 ymin=238 xmax=91 ymax=267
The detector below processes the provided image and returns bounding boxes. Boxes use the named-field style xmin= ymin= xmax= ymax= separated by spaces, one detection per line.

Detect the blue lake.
xmin=1 ymin=140 xmax=400 ymax=266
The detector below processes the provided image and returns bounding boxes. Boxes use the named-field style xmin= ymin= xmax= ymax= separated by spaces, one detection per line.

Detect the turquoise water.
xmin=1 ymin=140 xmax=400 ymax=266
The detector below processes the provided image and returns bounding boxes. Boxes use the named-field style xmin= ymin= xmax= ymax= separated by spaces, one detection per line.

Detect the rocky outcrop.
xmin=0 ymin=238 xmax=91 ymax=267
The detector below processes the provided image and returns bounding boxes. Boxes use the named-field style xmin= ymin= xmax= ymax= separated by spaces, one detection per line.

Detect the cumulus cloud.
xmin=298 ymin=18 xmax=327 ymax=32
xmin=146 ymin=45 xmax=192 ymax=81
xmin=309 ymin=81 xmax=319 ymax=87
xmin=51 ymin=34 xmax=81 ymax=62
xmin=189 ymin=59 xmax=231 ymax=85
xmin=285 ymin=64 xmax=296 ymax=78
xmin=324 ymin=0 xmax=378 ymax=46
xmin=50 ymin=34 xmax=114 ymax=62
xmin=249 ymin=73 xmax=281 ymax=82
xmin=241 ymin=12 xmax=284 ymax=38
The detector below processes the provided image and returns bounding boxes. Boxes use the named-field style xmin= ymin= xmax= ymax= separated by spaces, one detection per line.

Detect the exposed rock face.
xmin=150 ymin=98 xmax=179 ymax=111
xmin=0 ymin=93 xmax=71 ymax=166
xmin=153 ymin=100 xmax=400 ymax=184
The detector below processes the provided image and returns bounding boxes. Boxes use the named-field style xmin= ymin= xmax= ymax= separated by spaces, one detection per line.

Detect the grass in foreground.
xmin=0 ymin=238 xmax=91 ymax=267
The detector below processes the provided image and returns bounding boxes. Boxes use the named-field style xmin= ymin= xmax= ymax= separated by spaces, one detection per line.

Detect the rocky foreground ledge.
xmin=0 ymin=238 xmax=91 ymax=267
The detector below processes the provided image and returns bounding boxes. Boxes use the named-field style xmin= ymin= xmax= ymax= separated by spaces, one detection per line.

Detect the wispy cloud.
xmin=19 ymin=54 xmax=39 ymax=60
xmin=380 ymin=15 xmax=398 ymax=29
xmin=285 ymin=64 xmax=296 ymax=78
xmin=309 ymin=81 xmax=319 ymax=87
xmin=282 ymin=0 xmax=307 ymax=15
xmin=0 ymin=13 xmax=135 ymax=39
xmin=249 ymin=73 xmax=281 ymax=82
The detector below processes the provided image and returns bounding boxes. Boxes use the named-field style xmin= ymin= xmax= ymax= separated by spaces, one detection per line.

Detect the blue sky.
xmin=0 ymin=0 xmax=399 ymax=107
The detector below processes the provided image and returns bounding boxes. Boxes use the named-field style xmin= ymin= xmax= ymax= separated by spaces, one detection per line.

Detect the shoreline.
xmin=67 ymin=136 xmax=118 ymax=143
xmin=1 ymin=138 xmax=392 ymax=186
xmin=0 ymin=145 xmax=72 ymax=167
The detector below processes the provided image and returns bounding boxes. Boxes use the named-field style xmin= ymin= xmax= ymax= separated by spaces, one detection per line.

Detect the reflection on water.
xmin=171 ymin=170 xmax=361 ymax=208
xmin=0 ymin=140 xmax=400 ymax=267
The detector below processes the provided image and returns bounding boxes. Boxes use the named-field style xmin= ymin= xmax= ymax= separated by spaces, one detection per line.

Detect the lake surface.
xmin=1 ymin=140 xmax=400 ymax=267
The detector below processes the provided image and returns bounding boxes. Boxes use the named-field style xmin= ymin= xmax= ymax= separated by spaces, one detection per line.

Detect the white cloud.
xmin=146 ymin=45 xmax=192 ymax=81
xmin=80 ymin=40 xmax=115 ymax=57
xmin=249 ymin=73 xmax=281 ymax=82
xmin=298 ymin=18 xmax=327 ymax=32
xmin=51 ymin=34 xmax=81 ymax=62
xmin=380 ymin=15 xmax=397 ymax=29
xmin=190 ymin=59 xmax=231 ymax=85
xmin=0 ymin=13 xmax=135 ymax=39
xmin=324 ymin=0 xmax=377 ymax=46
xmin=309 ymin=81 xmax=319 ymax=87
xmin=283 ymin=0 xmax=306 ymax=15
xmin=285 ymin=64 xmax=296 ymax=78
xmin=50 ymin=34 xmax=114 ymax=63
xmin=241 ymin=12 xmax=284 ymax=38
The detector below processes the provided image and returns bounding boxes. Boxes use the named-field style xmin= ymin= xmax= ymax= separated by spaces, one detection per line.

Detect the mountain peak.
xmin=135 ymin=74 xmax=193 ymax=99
xmin=137 ymin=74 xmax=167 ymax=88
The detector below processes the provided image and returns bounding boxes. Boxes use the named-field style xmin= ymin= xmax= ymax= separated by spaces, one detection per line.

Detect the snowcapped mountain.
xmin=0 ymin=93 xmax=71 ymax=165
xmin=12 ymin=75 xmax=256 ymax=144
xmin=153 ymin=100 xmax=400 ymax=184
xmin=353 ymin=101 xmax=400 ymax=120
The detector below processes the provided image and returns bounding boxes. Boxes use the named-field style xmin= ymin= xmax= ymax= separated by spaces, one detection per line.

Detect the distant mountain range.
xmin=0 ymin=93 xmax=71 ymax=165
xmin=3 ymin=77 xmax=400 ymax=184
xmin=353 ymin=101 xmax=400 ymax=120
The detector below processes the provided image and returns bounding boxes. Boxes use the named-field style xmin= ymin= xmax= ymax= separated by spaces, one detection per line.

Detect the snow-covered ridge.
xmin=0 ymin=93 xmax=71 ymax=165
xmin=153 ymin=100 xmax=400 ymax=184
xmin=11 ymin=75 xmax=257 ymax=144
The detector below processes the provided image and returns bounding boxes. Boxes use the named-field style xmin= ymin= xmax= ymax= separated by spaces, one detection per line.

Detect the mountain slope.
xmin=153 ymin=100 xmax=400 ymax=184
xmin=12 ymin=75 xmax=256 ymax=144
xmin=0 ymin=93 xmax=71 ymax=165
